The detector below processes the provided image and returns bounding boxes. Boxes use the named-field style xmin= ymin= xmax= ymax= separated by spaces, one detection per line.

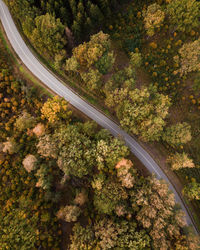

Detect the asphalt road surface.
xmin=0 ymin=0 xmax=198 ymax=233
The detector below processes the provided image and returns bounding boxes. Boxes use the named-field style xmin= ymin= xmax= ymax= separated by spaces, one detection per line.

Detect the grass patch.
xmin=19 ymin=66 xmax=53 ymax=98
xmin=0 ymin=28 xmax=17 ymax=64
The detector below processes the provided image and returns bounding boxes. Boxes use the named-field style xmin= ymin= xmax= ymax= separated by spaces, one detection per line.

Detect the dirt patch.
xmin=135 ymin=67 xmax=151 ymax=88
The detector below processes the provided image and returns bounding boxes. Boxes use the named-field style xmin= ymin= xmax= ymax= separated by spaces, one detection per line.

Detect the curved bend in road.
xmin=0 ymin=0 xmax=198 ymax=233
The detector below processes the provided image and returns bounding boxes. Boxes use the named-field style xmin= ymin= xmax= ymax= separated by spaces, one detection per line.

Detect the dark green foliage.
xmin=35 ymin=164 xmax=53 ymax=190
xmin=7 ymin=0 xmax=125 ymax=41
xmin=95 ymin=51 xmax=115 ymax=74
xmin=93 ymin=178 xmax=128 ymax=214
xmin=0 ymin=207 xmax=37 ymax=249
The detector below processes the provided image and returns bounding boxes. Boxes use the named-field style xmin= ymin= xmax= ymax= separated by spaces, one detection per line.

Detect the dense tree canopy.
xmin=130 ymin=177 xmax=188 ymax=250
xmin=162 ymin=122 xmax=192 ymax=147
xmin=0 ymin=207 xmax=38 ymax=250
xmin=166 ymin=0 xmax=200 ymax=33
xmin=2 ymin=0 xmax=200 ymax=248
xmin=37 ymin=124 xmax=96 ymax=177
xmin=106 ymin=85 xmax=171 ymax=142
xmin=31 ymin=13 xmax=67 ymax=59
xmin=65 ymin=31 xmax=115 ymax=91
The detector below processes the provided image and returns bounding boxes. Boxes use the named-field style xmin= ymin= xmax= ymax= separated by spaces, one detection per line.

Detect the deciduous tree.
xmin=166 ymin=0 xmax=200 ymax=33
xmin=14 ymin=111 xmax=36 ymax=131
xmin=131 ymin=176 xmax=187 ymax=250
xmin=107 ymin=85 xmax=171 ymax=142
xmin=31 ymin=13 xmax=67 ymax=60
xmin=41 ymin=96 xmax=72 ymax=124
xmin=93 ymin=178 xmax=128 ymax=214
xmin=167 ymin=152 xmax=195 ymax=171
xmin=162 ymin=122 xmax=192 ymax=147
xmin=22 ymin=154 xmax=37 ymax=173
xmin=70 ymin=223 xmax=95 ymax=249
xmin=174 ymin=38 xmax=200 ymax=76
xmin=57 ymin=205 xmax=81 ymax=222
xmin=143 ymin=3 xmax=165 ymax=36
xmin=96 ymin=135 xmax=129 ymax=171
xmin=183 ymin=182 xmax=200 ymax=200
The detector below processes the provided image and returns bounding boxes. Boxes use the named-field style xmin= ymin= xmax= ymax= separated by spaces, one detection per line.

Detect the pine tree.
xmin=96 ymin=0 xmax=111 ymax=16
xmin=69 ymin=0 xmax=77 ymax=18
xmin=89 ymin=3 xmax=104 ymax=23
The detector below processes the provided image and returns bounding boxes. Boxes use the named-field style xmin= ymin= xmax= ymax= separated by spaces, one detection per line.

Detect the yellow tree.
xmin=41 ymin=96 xmax=72 ymax=123
xmin=71 ymin=31 xmax=110 ymax=69
xmin=174 ymin=38 xmax=200 ymax=76
xmin=167 ymin=152 xmax=195 ymax=171
xmin=143 ymin=3 xmax=165 ymax=36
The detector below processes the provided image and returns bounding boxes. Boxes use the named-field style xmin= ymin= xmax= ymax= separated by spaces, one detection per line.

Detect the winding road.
xmin=0 ymin=0 xmax=198 ymax=233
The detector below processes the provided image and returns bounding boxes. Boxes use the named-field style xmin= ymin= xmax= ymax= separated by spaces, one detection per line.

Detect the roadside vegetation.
xmin=2 ymin=0 xmax=200 ymax=248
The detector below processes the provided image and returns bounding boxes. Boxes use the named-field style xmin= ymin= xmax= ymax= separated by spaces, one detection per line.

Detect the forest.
xmin=1 ymin=0 xmax=200 ymax=248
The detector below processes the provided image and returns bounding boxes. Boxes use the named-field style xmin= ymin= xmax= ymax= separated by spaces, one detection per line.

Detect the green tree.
xmin=183 ymin=182 xmax=200 ymax=200
xmin=22 ymin=16 xmax=35 ymax=38
xmin=96 ymin=135 xmax=129 ymax=171
xmin=35 ymin=164 xmax=53 ymax=190
xmin=31 ymin=13 xmax=67 ymax=59
xmin=56 ymin=125 xmax=96 ymax=177
xmin=106 ymin=85 xmax=171 ymax=142
xmin=69 ymin=31 xmax=111 ymax=69
xmin=71 ymin=20 xmax=81 ymax=39
xmin=65 ymin=31 xmax=114 ymax=92
xmin=8 ymin=0 xmax=37 ymax=21
xmin=70 ymin=223 xmax=95 ymax=250
xmin=14 ymin=111 xmax=36 ymax=131
xmin=166 ymin=0 xmax=200 ymax=33
xmin=80 ymin=69 xmax=102 ymax=90
xmin=129 ymin=52 xmax=142 ymax=68
xmin=162 ymin=122 xmax=192 ymax=147
xmin=69 ymin=0 xmax=77 ymax=17
xmin=95 ymin=51 xmax=115 ymax=74
xmin=93 ymin=178 xmax=128 ymax=214
xmin=96 ymin=0 xmax=111 ymax=16
xmin=38 ymin=124 xmax=96 ymax=178
xmin=89 ymin=3 xmax=104 ymax=23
